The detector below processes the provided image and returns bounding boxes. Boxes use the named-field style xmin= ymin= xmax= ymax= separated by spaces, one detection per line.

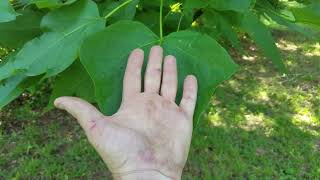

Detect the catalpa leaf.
xmin=46 ymin=60 xmax=95 ymax=111
xmin=0 ymin=9 xmax=43 ymax=48
xmin=0 ymin=0 xmax=104 ymax=81
xmin=0 ymin=0 xmax=18 ymax=22
xmin=80 ymin=21 xmax=239 ymax=122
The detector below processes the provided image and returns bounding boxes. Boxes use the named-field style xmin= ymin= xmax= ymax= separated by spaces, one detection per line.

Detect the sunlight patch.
xmin=276 ymin=39 xmax=298 ymax=51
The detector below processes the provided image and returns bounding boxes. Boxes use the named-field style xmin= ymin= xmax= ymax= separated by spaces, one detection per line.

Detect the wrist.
xmin=113 ymin=170 xmax=181 ymax=180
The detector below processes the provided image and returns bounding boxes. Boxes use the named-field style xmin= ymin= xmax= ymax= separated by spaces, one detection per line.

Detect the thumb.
xmin=54 ymin=96 xmax=104 ymax=133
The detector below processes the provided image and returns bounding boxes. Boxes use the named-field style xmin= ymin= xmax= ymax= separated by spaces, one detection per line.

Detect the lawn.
xmin=0 ymin=31 xmax=319 ymax=179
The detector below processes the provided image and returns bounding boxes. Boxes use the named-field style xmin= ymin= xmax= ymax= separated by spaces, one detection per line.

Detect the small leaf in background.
xmin=183 ymin=0 xmax=209 ymax=11
xmin=240 ymin=12 xmax=286 ymax=72
xmin=201 ymin=10 xmax=243 ymax=52
xmin=218 ymin=14 xmax=243 ymax=53
xmin=255 ymin=0 xmax=318 ymax=39
xmin=291 ymin=2 xmax=320 ymax=26
xmin=265 ymin=11 xmax=318 ymax=39
xmin=209 ymin=0 xmax=254 ymax=13
xmin=198 ymin=10 xmax=222 ymax=40
xmin=0 ymin=9 xmax=43 ymax=48
xmin=0 ymin=75 xmax=42 ymax=109
xmin=0 ymin=0 xmax=104 ymax=81
xmin=46 ymin=60 xmax=95 ymax=111
xmin=0 ymin=0 xmax=18 ymax=22
xmin=164 ymin=11 xmax=189 ymax=34
xmin=139 ymin=0 xmax=176 ymax=9
xmin=0 ymin=75 xmax=25 ymax=108
xmin=135 ymin=9 xmax=160 ymax=34
xmin=100 ymin=0 xmax=139 ymax=24
xmin=182 ymin=0 xmax=209 ymax=25
xmin=33 ymin=0 xmax=78 ymax=8
xmin=80 ymin=21 xmax=239 ymax=123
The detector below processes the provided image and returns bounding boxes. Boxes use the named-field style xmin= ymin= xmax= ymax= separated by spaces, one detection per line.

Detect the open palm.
xmin=55 ymin=46 xmax=198 ymax=179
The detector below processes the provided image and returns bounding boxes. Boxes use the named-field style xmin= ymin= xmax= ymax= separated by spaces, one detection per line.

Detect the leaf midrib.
xmin=18 ymin=19 xmax=101 ymax=73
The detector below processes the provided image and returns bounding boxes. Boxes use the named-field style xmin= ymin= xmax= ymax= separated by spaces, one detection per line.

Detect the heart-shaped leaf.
xmin=80 ymin=21 xmax=239 ymax=122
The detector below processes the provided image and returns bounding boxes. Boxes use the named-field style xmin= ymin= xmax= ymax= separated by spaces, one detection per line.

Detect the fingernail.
xmin=54 ymin=98 xmax=64 ymax=109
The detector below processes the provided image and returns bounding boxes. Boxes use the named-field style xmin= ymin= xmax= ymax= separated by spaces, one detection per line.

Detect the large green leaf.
xmin=0 ymin=0 xmax=18 ymax=22
xmin=80 ymin=21 xmax=239 ymax=122
xmin=0 ymin=0 xmax=104 ymax=81
xmin=240 ymin=12 xmax=286 ymax=72
xmin=0 ymin=9 xmax=43 ymax=48
xmin=33 ymin=0 xmax=78 ymax=8
xmin=209 ymin=0 xmax=254 ymax=13
xmin=46 ymin=60 xmax=95 ymax=110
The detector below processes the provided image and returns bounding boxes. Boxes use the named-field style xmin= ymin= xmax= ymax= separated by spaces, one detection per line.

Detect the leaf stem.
xmin=177 ymin=13 xmax=183 ymax=32
xmin=104 ymin=0 xmax=133 ymax=19
xmin=159 ymin=0 xmax=164 ymax=44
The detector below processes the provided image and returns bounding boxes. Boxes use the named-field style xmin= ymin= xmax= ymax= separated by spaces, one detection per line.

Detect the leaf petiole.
xmin=159 ymin=0 xmax=164 ymax=45
xmin=177 ymin=13 xmax=184 ymax=32
xmin=104 ymin=0 xmax=133 ymax=19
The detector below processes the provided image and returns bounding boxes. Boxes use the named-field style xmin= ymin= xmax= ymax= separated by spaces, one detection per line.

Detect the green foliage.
xmin=80 ymin=21 xmax=238 ymax=119
xmin=291 ymin=1 xmax=320 ymax=26
xmin=0 ymin=0 xmax=319 ymax=122
xmin=0 ymin=9 xmax=43 ymax=48
xmin=0 ymin=0 xmax=18 ymax=22
xmin=209 ymin=0 xmax=254 ymax=12
xmin=240 ymin=12 xmax=286 ymax=71
xmin=33 ymin=0 xmax=79 ymax=8
xmin=46 ymin=60 xmax=95 ymax=110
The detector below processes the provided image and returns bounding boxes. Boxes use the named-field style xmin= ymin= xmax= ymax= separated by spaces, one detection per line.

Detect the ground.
xmin=0 ymin=31 xmax=319 ymax=179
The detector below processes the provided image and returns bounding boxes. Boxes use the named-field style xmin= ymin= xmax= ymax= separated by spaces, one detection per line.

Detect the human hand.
xmin=54 ymin=46 xmax=198 ymax=180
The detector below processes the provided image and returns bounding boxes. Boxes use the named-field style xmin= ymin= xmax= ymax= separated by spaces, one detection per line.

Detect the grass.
xmin=1 ymin=31 xmax=320 ymax=179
